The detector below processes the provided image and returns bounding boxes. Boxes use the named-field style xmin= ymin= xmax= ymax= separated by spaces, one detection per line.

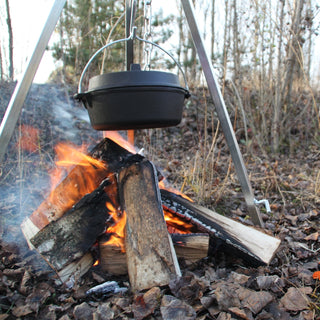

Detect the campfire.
xmin=21 ymin=133 xmax=280 ymax=292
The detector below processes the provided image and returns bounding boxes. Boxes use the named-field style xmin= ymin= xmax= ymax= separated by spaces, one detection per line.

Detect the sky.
xmin=0 ymin=0 xmax=59 ymax=82
xmin=2 ymin=0 xmax=177 ymax=84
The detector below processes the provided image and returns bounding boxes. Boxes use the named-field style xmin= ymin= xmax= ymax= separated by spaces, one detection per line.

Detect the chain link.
xmin=144 ymin=0 xmax=153 ymax=70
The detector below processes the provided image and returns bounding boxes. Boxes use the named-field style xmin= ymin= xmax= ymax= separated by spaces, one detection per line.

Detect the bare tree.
xmin=272 ymin=0 xmax=285 ymax=153
xmin=210 ymin=0 xmax=215 ymax=61
xmin=222 ymin=0 xmax=231 ymax=93
xmin=0 ymin=39 xmax=3 ymax=81
xmin=281 ymin=0 xmax=305 ymax=107
xmin=5 ymin=0 xmax=13 ymax=80
xmin=232 ymin=0 xmax=241 ymax=86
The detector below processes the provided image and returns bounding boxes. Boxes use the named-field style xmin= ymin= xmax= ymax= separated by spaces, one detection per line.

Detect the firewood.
xmin=99 ymin=235 xmax=127 ymax=276
xmin=29 ymin=179 xmax=111 ymax=280
xmin=21 ymin=138 xmax=135 ymax=245
xmin=171 ymin=233 xmax=209 ymax=263
xmin=161 ymin=189 xmax=281 ymax=266
xmin=99 ymin=233 xmax=210 ymax=275
xmin=118 ymin=159 xmax=181 ymax=291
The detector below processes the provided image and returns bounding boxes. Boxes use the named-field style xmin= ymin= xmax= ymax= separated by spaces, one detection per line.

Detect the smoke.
xmin=0 ymin=83 xmax=102 ymax=246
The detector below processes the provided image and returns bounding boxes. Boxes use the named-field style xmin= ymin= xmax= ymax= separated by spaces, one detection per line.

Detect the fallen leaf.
xmin=169 ymin=272 xmax=208 ymax=304
xmin=12 ymin=305 xmax=33 ymax=317
xmin=228 ymin=306 xmax=253 ymax=320
xmin=304 ymin=232 xmax=319 ymax=241
xmin=161 ymin=295 xmax=196 ymax=320
xmin=215 ymin=282 xmax=241 ymax=311
xmin=242 ymin=291 xmax=273 ymax=314
xmin=313 ymin=271 xmax=320 ymax=280
xmin=132 ymin=287 xmax=161 ymax=320
xmin=280 ymin=287 xmax=311 ymax=312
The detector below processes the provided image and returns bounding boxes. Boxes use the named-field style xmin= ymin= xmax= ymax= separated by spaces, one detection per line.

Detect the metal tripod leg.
xmin=181 ymin=0 xmax=263 ymax=226
xmin=0 ymin=0 xmax=66 ymax=163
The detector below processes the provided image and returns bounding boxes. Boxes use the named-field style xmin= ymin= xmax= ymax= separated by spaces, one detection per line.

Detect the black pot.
xmin=74 ymin=66 xmax=190 ymax=130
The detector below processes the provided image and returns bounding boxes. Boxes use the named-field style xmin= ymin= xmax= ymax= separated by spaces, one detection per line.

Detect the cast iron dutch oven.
xmin=75 ymin=64 xmax=190 ymax=130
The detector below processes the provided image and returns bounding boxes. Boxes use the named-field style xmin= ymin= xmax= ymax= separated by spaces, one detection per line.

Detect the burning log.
xmin=99 ymin=233 xmax=209 ymax=275
xmin=118 ymin=158 xmax=181 ymax=291
xmin=29 ymin=179 xmax=112 ymax=281
xmin=161 ymin=189 xmax=280 ymax=266
xmin=21 ymin=138 xmax=134 ymax=244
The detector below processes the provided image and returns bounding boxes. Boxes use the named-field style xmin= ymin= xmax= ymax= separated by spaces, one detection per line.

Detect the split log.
xmin=118 ymin=159 xmax=181 ymax=291
xmin=99 ymin=235 xmax=127 ymax=276
xmin=160 ymin=189 xmax=280 ymax=266
xmin=29 ymin=179 xmax=112 ymax=282
xmin=99 ymin=233 xmax=209 ymax=275
xmin=171 ymin=233 xmax=209 ymax=263
xmin=21 ymin=138 xmax=137 ymax=244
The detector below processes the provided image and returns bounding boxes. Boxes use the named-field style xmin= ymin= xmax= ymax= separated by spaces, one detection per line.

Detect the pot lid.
xmin=88 ymin=64 xmax=183 ymax=92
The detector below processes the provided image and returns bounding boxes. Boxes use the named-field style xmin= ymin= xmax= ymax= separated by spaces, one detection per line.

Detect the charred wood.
xmin=160 ymin=190 xmax=280 ymax=266
xmin=30 ymin=179 xmax=112 ymax=279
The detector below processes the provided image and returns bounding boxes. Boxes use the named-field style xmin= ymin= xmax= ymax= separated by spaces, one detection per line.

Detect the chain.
xmin=144 ymin=0 xmax=153 ymax=70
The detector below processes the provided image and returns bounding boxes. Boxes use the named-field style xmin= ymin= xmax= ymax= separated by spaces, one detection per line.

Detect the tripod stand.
xmin=0 ymin=0 xmax=265 ymax=226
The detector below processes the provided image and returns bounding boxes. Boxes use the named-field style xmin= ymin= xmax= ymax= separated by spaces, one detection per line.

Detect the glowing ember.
xmin=93 ymin=259 xmax=100 ymax=267
xmin=163 ymin=207 xmax=196 ymax=234
xmin=16 ymin=125 xmax=39 ymax=152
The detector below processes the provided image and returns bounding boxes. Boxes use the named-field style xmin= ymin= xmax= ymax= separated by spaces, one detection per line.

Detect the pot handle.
xmin=77 ymin=27 xmax=189 ymax=94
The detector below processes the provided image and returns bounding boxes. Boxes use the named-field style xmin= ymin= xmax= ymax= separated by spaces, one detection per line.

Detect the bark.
xmin=29 ymin=179 xmax=111 ymax=282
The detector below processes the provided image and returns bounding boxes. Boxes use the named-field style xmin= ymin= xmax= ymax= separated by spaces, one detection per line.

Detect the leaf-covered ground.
xmin=0 ymin=82 xmax=319 ymax=319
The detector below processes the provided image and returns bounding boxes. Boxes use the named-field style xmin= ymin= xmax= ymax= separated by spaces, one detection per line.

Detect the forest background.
xmin=0 ymin=0 xmax=320 ymax=208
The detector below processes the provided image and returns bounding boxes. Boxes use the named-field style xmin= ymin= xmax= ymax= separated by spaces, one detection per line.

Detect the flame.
xmin=159 ymin=182 xmax=193 ymax=202
xmin=48 ymin=142 xmax=108 ymax=209
xmin=103 ymin=131 xmax=136 ymax=154
xmin=47 ymin=134 xmax=197 ymax=257
xmin=103 ymin=202 xmax=126 ymax=252
xmin=17 ymin=125 xmax=39 ymax=152
xmin=163 ymin=206 xmax=196 ymax=234
xmin=93 ymin=259 xmax=100 ymax=267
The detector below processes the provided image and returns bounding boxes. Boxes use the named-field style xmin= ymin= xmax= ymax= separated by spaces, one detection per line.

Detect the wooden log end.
xmin=21 ymin=217 xmax=40 ymax=249
xmin=57 ymin=252 xmax=93 ymax=284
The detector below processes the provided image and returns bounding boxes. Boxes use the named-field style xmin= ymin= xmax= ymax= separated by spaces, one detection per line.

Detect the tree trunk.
xmin=210 ymin=0 xmax=215 ymax=60
xmin=281 ymin=0 xmax=305 ymax=107
xmin=0 ymin=40 xmax=3 ymax=81
xmin=272 ymin=0 xmax=285 ymax=153
xmin=232 ymin=0 xmax=240 ymax=86
xmin=222 ymin=0 xmax=230 ymax=94
xmin=5 ymin=0 xmax=13 ymax=80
